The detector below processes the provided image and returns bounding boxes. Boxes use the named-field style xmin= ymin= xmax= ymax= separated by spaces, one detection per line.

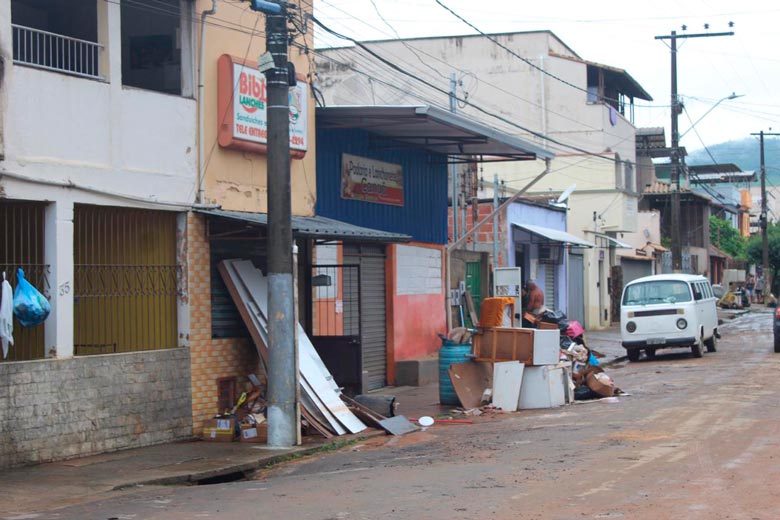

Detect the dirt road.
xmin=29 ymin=311 xmax=780 ymax=519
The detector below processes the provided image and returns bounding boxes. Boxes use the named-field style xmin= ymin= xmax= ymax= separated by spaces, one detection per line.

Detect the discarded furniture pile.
xmin=442 ymin=297 xmax=622 ymax=413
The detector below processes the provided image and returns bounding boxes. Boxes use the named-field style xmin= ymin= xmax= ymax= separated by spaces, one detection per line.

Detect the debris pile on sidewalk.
xmin=198 ymin=260 xmax=369 ymax=444
xmin=441 ymin=296 xmax=625 ymax=414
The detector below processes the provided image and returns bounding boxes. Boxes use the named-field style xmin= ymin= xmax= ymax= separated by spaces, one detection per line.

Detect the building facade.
xmin=315 ymin=31 xmax=652 ymax=329
xmin=0 ymin=0 xmax=317 ymax=467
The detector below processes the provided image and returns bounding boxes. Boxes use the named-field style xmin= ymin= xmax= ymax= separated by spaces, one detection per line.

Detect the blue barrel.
xmin=439 ymin=344 xmax=472 ymax=405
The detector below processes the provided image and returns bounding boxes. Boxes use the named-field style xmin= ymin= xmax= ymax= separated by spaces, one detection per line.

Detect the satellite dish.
xmin=556 ymin=184 xmax=576 ymax=204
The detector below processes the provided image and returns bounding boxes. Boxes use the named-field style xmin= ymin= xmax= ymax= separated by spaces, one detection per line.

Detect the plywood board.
xmin=448 ymin=361 xmax=493 ymax=409
xmin=492 ymin=361 xmax=524 ymax=412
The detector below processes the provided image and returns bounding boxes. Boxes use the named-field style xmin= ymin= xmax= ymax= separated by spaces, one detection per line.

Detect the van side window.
xmin=704 ymin=283 xmax=713 ymax=298
xmin=693 ymin=283 xmax=703 ymax=301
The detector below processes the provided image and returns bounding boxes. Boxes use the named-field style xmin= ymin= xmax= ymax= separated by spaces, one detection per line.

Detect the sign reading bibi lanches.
xmin=341 ymin=154 xmax=404 ymax=206
xmin=217 ymin=55 xmax=308 ymax=157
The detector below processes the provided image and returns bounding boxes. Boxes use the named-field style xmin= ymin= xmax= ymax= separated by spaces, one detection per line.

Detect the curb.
xmin=112 ymin=429 xmax=385 ymax=490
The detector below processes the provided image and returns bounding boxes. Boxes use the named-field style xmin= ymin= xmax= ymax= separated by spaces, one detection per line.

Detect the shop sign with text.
xmin=341 ymin=154 xmax=403 ymax=206
xmin=217 ymin=54 xmax=308 ymax=158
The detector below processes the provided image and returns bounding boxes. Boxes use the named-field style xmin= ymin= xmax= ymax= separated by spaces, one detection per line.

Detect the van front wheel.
xmin=705 ymin=332 xmax=717 ymax=353
xmin=691 ymin=337 xmax=704 ymax=358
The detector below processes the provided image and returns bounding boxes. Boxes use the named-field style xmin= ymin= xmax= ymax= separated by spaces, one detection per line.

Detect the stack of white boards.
xmin=219 ymin=259 xmax=366 ymax=436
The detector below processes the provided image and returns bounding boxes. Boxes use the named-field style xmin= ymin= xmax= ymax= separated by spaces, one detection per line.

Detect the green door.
xmin=465 ymin=262 xmax=483 ymax=328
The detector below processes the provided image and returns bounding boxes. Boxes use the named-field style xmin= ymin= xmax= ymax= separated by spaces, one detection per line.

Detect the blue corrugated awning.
xmin=513 ymin=224 xmax=594 ymax=248
xmin=195 ymin=208 xmax=411 ymax=242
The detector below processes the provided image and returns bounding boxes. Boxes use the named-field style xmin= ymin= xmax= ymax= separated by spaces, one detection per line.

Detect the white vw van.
xmin=621 ymin=274 xmax=719 ymax=361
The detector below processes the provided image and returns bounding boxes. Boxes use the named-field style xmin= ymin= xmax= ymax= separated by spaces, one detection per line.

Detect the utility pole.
xmin=493 ymin=174 xmax=499 ymax=269
xmin=449 ymin=73 xmax=459 ymax=242
xmin=655 ymin=27 xmax=733 ymax=272
xmin=752 ymin=130 xmax=780 ymax=302
xmin=249 ymin=0 xmax=297 ymax=448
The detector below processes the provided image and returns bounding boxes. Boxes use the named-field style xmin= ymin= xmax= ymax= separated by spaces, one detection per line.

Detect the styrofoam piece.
xmin=519 ymin=366 xmax=566 ymax=409
xmin=492 ymin=361 xmax=524 ymax=412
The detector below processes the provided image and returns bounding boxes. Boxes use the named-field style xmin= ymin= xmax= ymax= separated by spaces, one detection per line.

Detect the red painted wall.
xmin=385 ymin=243 xmax=447 ymax=384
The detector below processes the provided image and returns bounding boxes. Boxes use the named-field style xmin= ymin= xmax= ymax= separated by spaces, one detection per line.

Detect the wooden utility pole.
xmin=655 ymin=28 xmax=733 ymax=272
xmin=752 ymin=130 xmax=780 ymax=302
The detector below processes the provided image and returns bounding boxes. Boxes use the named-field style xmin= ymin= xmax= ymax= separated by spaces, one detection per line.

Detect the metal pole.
xmin=265 ymin=6 xmax=297 ymax=448
xmin=492 ymin=174 xmax=499 ymax=269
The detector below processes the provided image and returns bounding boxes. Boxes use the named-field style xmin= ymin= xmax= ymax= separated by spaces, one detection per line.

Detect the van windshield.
xmin=623 ymin=280 xmax=693 ymax=305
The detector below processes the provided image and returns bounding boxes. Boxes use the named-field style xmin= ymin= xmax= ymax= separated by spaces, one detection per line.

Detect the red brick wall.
xmin=448 ymin=203 xmax=506 ymax=266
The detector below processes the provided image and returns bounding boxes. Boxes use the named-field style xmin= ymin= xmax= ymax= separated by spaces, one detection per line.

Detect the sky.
xmin=312 ymin=0 xmax=780 ymax=155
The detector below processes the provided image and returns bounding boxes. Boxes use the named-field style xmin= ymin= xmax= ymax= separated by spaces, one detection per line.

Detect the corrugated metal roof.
xmin=584 ymin=231 xmax=632 ymax=248
xmin=513 ymin=223 xmax=595 ymax=248
xmin=196 ymin=209 xmax=411 ymax=242
xmin=316 ymin=105 xmax=554 ymax=161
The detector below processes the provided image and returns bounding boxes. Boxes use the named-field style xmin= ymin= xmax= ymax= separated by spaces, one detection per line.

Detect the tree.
xmin=746 ymin=222 xmax=780 ymax=295
xmin=709 ymin=216 xmax=745 ymax=260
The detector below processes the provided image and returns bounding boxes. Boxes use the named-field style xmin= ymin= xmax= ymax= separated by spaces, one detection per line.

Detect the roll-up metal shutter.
xmin=567 ymin=253 xmax=585 ymax=325
xmin=621 ymin=258 xmax=653 ymax=286
xmin=344 ymin=243 xmax=387 ymax=391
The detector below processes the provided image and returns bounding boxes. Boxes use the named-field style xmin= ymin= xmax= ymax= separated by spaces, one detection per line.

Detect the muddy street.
xmin=33 ymin=311 xmax=780 ymax=520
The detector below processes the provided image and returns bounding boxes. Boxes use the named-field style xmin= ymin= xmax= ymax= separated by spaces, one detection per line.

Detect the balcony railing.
xmin=12 ymin=24 xmax=103 ymax=80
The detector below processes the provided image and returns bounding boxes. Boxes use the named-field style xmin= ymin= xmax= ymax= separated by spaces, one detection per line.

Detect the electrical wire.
xmin=310 ymin=14 xmax=622 ymax=163
xmin=308 ymin=0 xmax=667 ymax=141
xmin=433 ymin=0 xmax=645 ymax=108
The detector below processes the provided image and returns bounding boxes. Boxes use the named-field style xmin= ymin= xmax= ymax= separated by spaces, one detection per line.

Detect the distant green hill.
xmin=686 ymin=137 xmax=780 ymax=183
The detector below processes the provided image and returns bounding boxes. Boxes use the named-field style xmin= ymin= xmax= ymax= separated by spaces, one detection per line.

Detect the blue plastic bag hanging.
xmin=12 ymin=268 xmax=51 ymax=328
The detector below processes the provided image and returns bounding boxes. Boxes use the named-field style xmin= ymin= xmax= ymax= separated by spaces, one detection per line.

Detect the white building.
xmin=316 ymin=31 xmax=652 ymax=328
xmin=0 ymin=0 xmax=197 ymax=467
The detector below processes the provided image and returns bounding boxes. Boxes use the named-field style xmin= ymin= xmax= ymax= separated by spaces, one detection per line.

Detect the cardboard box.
xmin=201 ymin=417 xmax=236 ymax=442
xmin=586 ymin=369 xmax=615 ymax=397
xmin=532 ymin=329 xmax=560 ymax=365
xmin=239 ymin=422 xmax=268 ymax=443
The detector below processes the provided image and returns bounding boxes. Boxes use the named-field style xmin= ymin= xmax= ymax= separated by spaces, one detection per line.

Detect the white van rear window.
xmin=623 ymin=280 xmax=693 ymax=305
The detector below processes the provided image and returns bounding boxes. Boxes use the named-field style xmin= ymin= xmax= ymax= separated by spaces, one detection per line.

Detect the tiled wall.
xmin=187 ymin=213 xmax=260 ymax=432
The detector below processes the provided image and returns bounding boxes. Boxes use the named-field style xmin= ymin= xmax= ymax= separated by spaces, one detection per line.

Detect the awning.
xmin=645 ymin=242 xmax=668 ymax=252
xmin=316 ymin=105 xmax=554 ymax=163
xmin=584 ymin=231 xmax=632 ymax=249
xmin=619 ymin=253 xmax=654 ymax=262
xmin=196 ymin=209 xmax=411 ymax=242
xmin=513 ymin=224 xmax=594 ymax=248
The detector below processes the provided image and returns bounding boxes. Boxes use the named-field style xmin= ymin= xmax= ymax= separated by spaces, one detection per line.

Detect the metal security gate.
xmin=567 ymin=252 xmax=585 ymax=325
xmin=344 ymin=244 xmax=387 ymax=391
xmin=0 ymin=201 xmax=48 ymax=362
xmin=309 ymin=263 xmax=362 ymax=394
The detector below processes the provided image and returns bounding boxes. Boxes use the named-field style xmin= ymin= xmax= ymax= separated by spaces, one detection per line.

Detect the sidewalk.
xmin=0 ymin=434 xmax=372 ymax=518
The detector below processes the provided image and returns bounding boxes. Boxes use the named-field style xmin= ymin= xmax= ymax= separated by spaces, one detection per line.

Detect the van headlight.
xmin=676 ymin=318 xmax=687 ymax=330
xmin=626 ymin=321 xmax=636 ymax=333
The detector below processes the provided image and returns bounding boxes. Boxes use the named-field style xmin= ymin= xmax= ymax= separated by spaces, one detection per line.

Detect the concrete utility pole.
xmin=450 ymin=73 xmax=459 ymax=241
xmin=752 ymin=130 xmax=780 ymax=302
xmin=249 ymin=0 xmax=297 ymax=448
xmin=655 ymin=28 xmax=733 ymax=272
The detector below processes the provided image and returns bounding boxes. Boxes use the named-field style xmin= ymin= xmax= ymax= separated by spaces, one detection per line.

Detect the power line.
xmin=433 ymin=0 xmax=648 ymax=108
xmin=310 ymin=14 xmax=619 ymax=163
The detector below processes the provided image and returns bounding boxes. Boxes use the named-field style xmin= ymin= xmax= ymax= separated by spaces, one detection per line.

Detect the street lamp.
xmin=680 ymin=93 xmax=744 ymax=140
